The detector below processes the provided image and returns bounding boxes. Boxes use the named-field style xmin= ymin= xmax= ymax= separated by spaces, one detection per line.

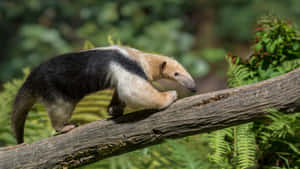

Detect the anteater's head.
xmin=159 ymin=58 xmax=197 ymax=93
xmin=120 ymin=46 xmax=197 ymax=93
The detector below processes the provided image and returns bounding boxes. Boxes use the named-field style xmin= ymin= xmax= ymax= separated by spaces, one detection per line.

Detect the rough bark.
xmin=1 ymin=68 xmax=300 ymax=169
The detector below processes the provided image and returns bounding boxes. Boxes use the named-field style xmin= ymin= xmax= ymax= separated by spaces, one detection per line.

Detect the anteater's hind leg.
xmin=44 ymin=99 xmax=77 ymax=133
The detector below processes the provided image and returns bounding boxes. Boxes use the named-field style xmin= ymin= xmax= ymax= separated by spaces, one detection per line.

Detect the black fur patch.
xmin=23 ymin=49 xmax=147 ymax=102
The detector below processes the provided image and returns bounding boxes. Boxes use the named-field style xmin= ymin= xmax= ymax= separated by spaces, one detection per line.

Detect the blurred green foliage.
xmin=209 ymin=16 xmax=300 ymax=169
xmin=1 ymin=0 xmax=300 ymax=169
xmin=215 ymin=0 xmax=300 ymax=42
xmin=2 ymin=0 xmax=300 ymax=82
xmin=0 ymin=0 xmax=198 ymax=82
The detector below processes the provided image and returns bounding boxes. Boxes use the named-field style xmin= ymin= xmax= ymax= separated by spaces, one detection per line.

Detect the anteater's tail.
xmin=11 ymin=85 xmax=36 ymax=144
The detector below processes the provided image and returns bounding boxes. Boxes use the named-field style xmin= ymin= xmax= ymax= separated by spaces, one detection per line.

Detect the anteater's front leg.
xmin=107 ymin=90 xmax=126 ymax=118
xmin=117 ymin=78 xmax=178 ymax=110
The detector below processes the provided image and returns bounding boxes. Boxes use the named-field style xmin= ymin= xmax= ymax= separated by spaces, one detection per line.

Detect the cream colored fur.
xmin=109 ymin=62 xmax=177 ymax=109
xmin=107 ymin=45 xmax=195 ymax=110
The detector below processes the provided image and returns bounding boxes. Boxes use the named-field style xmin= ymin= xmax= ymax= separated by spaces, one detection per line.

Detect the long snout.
xmin=176 ymin=75 xmax=197 ymax=93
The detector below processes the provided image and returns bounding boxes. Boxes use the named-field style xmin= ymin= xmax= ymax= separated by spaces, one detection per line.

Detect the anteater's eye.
xmin=174 ymin=72 xmax=179 ymax=76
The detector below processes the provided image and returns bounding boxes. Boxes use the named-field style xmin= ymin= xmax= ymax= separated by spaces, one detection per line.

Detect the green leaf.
xmin=83 ymin=40 xmax=96 ymax=50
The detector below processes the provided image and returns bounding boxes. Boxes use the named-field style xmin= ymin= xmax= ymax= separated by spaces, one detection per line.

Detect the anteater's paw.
xmin=159 ymin=90 xmax=178 ymax=109
xmin=60 ymin=124 xmax=76 ymax=133
xmin=167 ymin=90 xmax=178 ymax=102
xmin=108 ymin=105 xmax=124 ymax=118
xmin=54 ymin=124 xmax=77 ymax=136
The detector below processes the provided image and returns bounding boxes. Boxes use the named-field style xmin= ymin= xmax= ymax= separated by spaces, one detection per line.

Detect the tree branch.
xmin=1 ymin=68 xmax=300 ymax=169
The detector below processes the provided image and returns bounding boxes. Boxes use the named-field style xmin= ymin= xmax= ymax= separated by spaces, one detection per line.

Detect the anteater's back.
xmin=11 ymin=48 xmax=148 ymax=143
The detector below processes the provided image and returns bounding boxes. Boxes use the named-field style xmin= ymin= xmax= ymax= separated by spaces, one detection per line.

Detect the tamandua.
xmin=11 ymin=45 xmax=196 ymax=144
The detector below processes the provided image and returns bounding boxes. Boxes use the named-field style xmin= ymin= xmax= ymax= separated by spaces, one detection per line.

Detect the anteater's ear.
xmin=160 ymin=61 xmax=167 ymax=71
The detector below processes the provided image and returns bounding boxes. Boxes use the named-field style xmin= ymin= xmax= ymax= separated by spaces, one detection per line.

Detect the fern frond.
xmin=107 ymin=35 xmax=122 ymax=46
xmin=226 ymin=57 xmax=255 ymax=87
xmin=167 ymin=140 xmax=202 ymax=169
xmin=83 ymin=40 xmax=96 ymax=50
xmin=209 ymin=128 xmax=233 ymax=166
xmin=236 ymin=123 xmax=257 ymax=169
